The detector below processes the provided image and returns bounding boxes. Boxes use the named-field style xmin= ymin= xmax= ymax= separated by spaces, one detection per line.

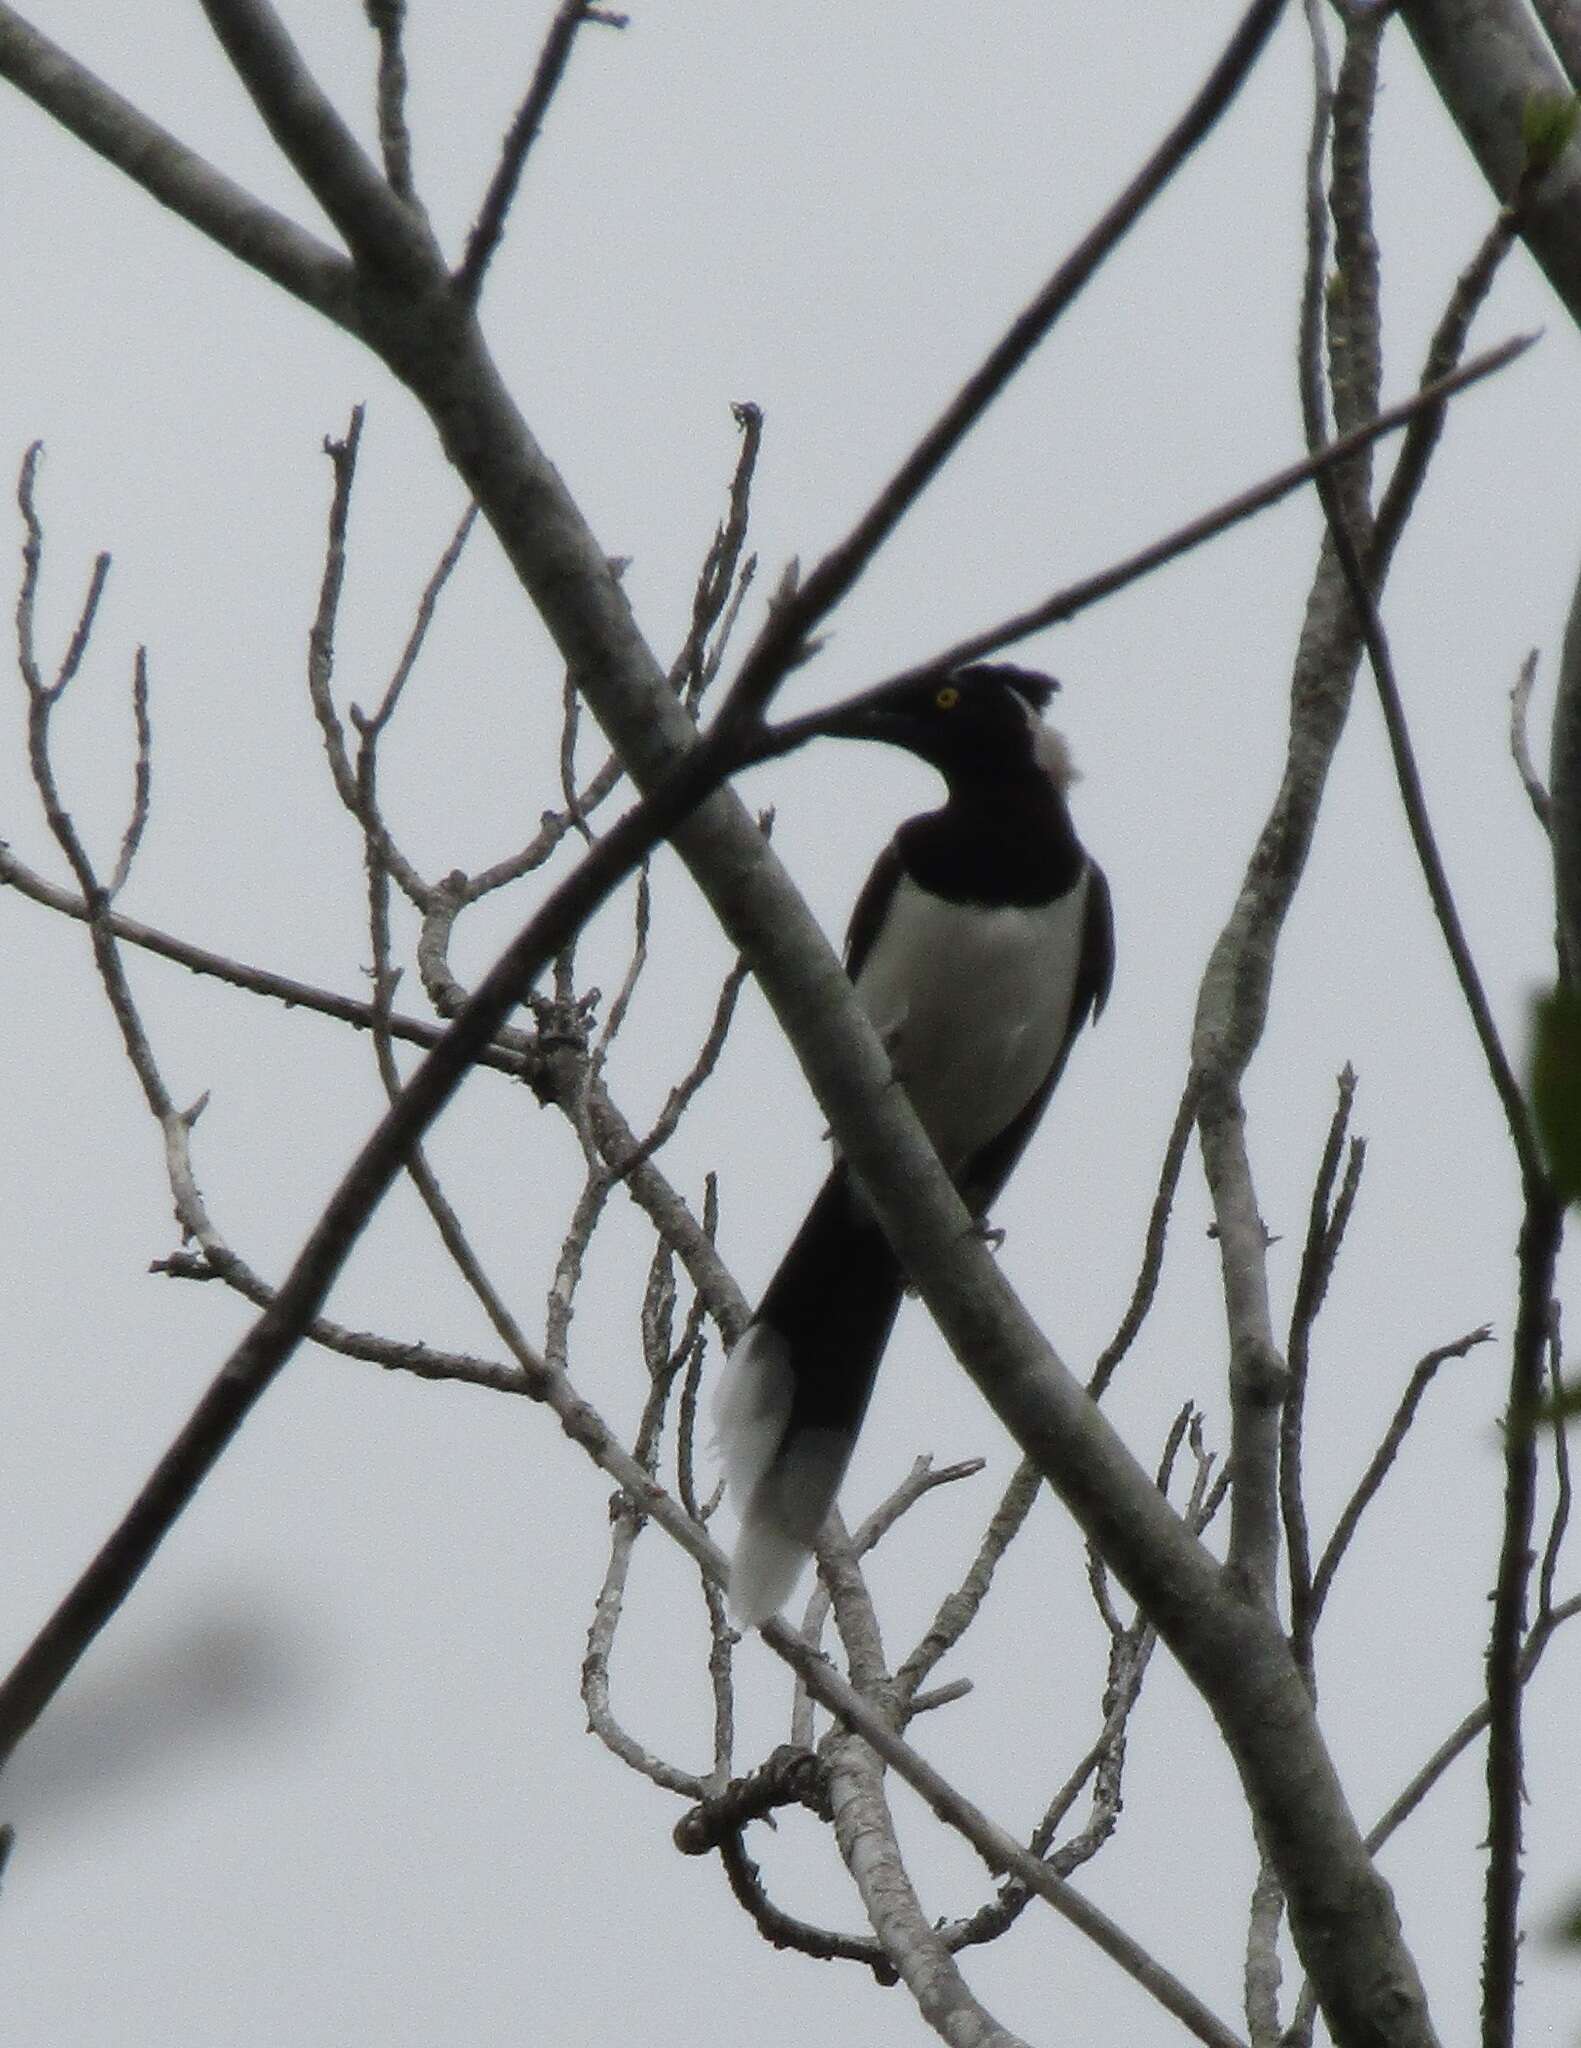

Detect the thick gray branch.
xmin=0 ymin=6 xmax=352 ymax=316
xmin=1400 ymin=0 xmax=1581 ymax=325
xmin=196 ymin=0 xmax=439 ymax=280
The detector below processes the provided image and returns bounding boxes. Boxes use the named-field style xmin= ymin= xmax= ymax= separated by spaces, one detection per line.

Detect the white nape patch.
xmin=1015 ymin=691 xmax=1077 ymax=789
xmin=1033 ymin=720 xmax=1077 ymax=789
xmin=852 ymin=870 xmax=1090 ymax=1176
xmin=713 ymin=1322 xmax=793 ymax=1507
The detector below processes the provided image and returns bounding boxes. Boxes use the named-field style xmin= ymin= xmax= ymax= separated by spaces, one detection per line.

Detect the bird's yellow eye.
xmin=934 ymin=684 xmax=960 ymax=711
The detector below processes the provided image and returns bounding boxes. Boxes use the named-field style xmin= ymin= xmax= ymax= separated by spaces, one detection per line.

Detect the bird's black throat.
xmin=897 ymin=774 xmax=1084 ymax=908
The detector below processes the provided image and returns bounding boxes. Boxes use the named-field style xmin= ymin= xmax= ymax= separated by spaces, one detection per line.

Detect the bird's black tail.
xmin=715 ymin=1166 xmax=906 ymax=1621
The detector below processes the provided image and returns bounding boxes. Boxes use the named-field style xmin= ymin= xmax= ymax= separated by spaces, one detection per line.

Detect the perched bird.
xmin=715 ymin=661 xmax=1113 ymax=1622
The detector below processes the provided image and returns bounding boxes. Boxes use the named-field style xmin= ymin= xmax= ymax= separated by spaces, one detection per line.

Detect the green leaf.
xmin=1553 ymin=1889 xmax=1581 ymax=1947
xmin=1533 ymin=1375 xmax=1581 ymax=1426
xmin=1530 ymin=984 xmax=1581 ymax=1206
xmin=1521 ymin=90 xmax=1581 ymax=177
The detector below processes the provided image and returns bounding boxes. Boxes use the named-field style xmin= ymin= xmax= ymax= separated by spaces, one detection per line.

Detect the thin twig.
xmin=1089 ymin=1077 xmax=1197 ymax=1399
xmin=1482 ymin=1192 xmax=1564 ymax=2048
xmin=1296 ymin=0 xmax=1334 ymax=455
xmin=363 ymin=0 xmax=417 ymax=202
xmin=1510 ymin=650 xmax=1552 ymax=833
xmin=454 ymin=0 xmax=627 ymax=308
xmin=156 ymin=1248 xmax=527 ymax=1393
xmin=583 ymin=1487 xmax=709 ymax=1800
xmin=616 ymin=957 xmax=752 ymax=1179
xmin=0 ymin=839 xmax=532 ymax=1073
xmin=0 ymin=693 xmax=759 ymax=1768
xmin=1370 ymin=1590 xmax=1581 ymax=1857
xmin=717 ymin=1831 xmax=895 ymax=1979
xmin=671 ymin=402 xmax=765 ymax=707
xmin=1308 ymin=1326 xmax=1493 ymax=1626
xmin=309 ymin=410 xmax=433 ymax=908
xmin=789 ymin=1457 xmax=988 ymax=1741
xmin=1283 ymin=1066 xmax=1361 ymax=1662
xmin=723 ymin=0 xmax=1286 ymax=708
xmin=760 ymin=334 xmax=1536 ymax=740
xmin=893 ymin=1459 xmax=1043 ymax=1708
xmin=362 ymin=821 xmax=542 ymax=1376
xmin=1313 ymin=420 xmax=1544 ymax=1193
xmin=353 ymin=500 xmax=478 ymax=738
xmin=1536 ymin=1306 xmax=1571 ymax=1627
xmin=947 ymin=1415 xmax=1221 ymax=1957
xmin=558 ymin=665 xmax=593 ymax=845
xmin=307 ymin=408 xmax=372 ymax=818
xmin=1373 ymin=194 xmax=1527 ymax=573
xmin=107 ymin=646 xmax=153 ymax=898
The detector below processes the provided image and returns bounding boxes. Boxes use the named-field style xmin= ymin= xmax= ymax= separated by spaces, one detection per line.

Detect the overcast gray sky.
xmin=2 ymin=5 xmax=1580 ymax=2044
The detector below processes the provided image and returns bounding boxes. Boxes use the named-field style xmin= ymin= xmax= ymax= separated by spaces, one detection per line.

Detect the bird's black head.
xmin=809 ymin=663 xmax=1072 ymax=789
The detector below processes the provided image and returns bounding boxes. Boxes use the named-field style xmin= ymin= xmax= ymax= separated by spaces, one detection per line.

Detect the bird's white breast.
xmin=851 ymin=870 xmax=1089 ymax=1175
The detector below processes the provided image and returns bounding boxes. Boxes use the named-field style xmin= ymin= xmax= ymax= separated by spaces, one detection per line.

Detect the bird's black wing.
xmin=957 ymin=859 xmax=1114 ymax=1213
xmin=843 ymin=839 xmax=905 ymax=983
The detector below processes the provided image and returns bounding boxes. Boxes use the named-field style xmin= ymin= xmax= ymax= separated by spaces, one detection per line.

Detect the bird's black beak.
xmin=756 ymin=685 xmax=919 ymax=763
xmin=801 ymin=697 xmax=905 ymax=743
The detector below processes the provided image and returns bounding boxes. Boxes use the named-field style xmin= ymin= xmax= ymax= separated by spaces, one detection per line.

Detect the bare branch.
xmin=353 ymin=500 xmax=478 ymax=739
xmin=945 ymin=1418 xmax=1222 ymax=1965
xmin=894 ymin=1459 xmax=1042 ymax=1708
xmin=107 ymin=647 xmax=153 ymax=898
xmin=1199 ymin=10 xmax=1380 ymax=1625
xmin=671 ymin=402 xmax=765 ymax=708
xmin=1481 ymin=1194 xmax=1565 ymax=2048
xmin=306 ymin=409 xmax=369 ymax=818
xmin=1399 ymin=0 xmax=1581 ymax=329
xmin=1284 ymin=1066 xmax=1362 ymax=1656
xmin=761 ymin=333 xmax=1536 ymax=725
xmin=466 ymin=745 xmax=627 ymax=894
xmin=592 ymin=863 xmax=651 ymax=1065
xmin=823 ymin=1720 xmax=1035 ymax=2048
xmin=1537 ymin=1308 xmax=1571 ymax=1627
xmin=673 ymin=1743 xmax=830 ymax=1854
xmin=363 ymin=839 xmax=543 ymax=1376
xmin=155 ymin=1246 xmax=527 ymax=1395
xmin=454 ymin=1 xmax=627 ymax=308
xmin=0 ymin=710 xmax=746 ymax=1770
xmin=1368 ymin=1592 xmax=1581 ymax=1857
xmin=310 ymin=409 xmax=435 ymax=908
xmin=717 ymin=1830 xmax=894 ymax=1980
xmin=1089 ymin=1077 xmax=1197 ymax=1400
xmin=1308 ymin=1326 xmax=1493 ymax=1625
xmin=614 ymin=955 xmax=752 ymax=1180
xmin=1297 ymin=0 xmax=1335 ymax=455
xmin=196 ymin=0 xmax=438 ymax=282
xmin=1314 ymin=429 xmax=1543 ymax=1190
xmin=363 ymin=0 xmax=417 ymax=202
xmin=1510 ymin=650 xmax=1552 ymax=833
xmin=11 ymin=456 xmax=533 ymax=1416
xmin=583 ymin=1490 xmax=710 ymax=1800
xmin=790 ymin=1457 xmax=988 ymax=1734
xmin=1373 ymin=199 xmax=1524 ymax=567
xmin=723 ymin=0 xmax=1285 ymax=709
xmin=0 ymin=6 xmax=352 ymax=315
xmin=0 ymin=839 xmax=530 ymax=1072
